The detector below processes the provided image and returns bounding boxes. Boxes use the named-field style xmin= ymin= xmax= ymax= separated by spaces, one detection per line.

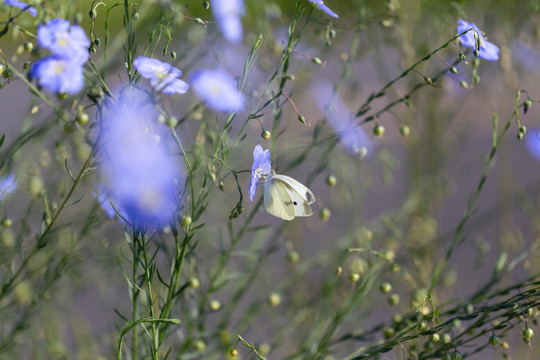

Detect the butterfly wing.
xmin=273 ymin=174 xmax=315 ymax=217
xmin=264 ymin=175 xmax=296 ymax=220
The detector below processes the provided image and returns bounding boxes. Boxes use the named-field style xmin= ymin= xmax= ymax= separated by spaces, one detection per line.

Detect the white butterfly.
xmin=263 ymin=170 xmax=316 ymax=221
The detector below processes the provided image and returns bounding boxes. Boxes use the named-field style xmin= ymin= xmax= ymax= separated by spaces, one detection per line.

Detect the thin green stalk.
xmin=428 ymin=91 xmax=523 ymax=297
xmin=0 ymin=146 xmax=95 ymax=302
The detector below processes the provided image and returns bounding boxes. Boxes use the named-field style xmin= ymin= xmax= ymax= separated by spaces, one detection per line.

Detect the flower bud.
xmin=63 ymin=121 xmax=77 ymax=133
xmin=194 ymin=340 xmax=206 ymax=351
xmin=326 ymin=175 xmax=337 ymax=186
xmin=348 ymin=273 xmax=360 ymax=282
xmin=287 ymin=250 xmax=299 ymax=263
xmin=459 ymin=81 xmax=469 ymax=89
xmin=383 ymin=327 xmax=394 ymax=338
xmin=417 ymin=321 xmax=428 ymax=331
xmin=298 ymin=115 xmax=306 ymax=124
xmin=373 ymin=124 xmax=385 ymax=137
xmin=423 ymin=341 xmax=434 ymax=350
xmin=167 ymin=116 xmax=178 ymax=128
xmin=312 ymin=57 xmax=322 ymax=65
xmin=450 ymin=66 xmax=458 ymax=74
xmin=188 ymin=277 xmax=200 ymax=289
xmin=181 ymin=215 xmax=192 ymax=227
xmin=76 ymin=112 xmax=89 ymax=125
xmin=24 ymin=42 xmax=33 ymax=52
xmin=203 ymin=0 xmax=210 ymax=9
xmin=489 ymin=335 xmax=500 ymax=346
xmin=524 ymin=99 xmax=532 ymax=114
xmin=523 ymin=328 xmax=534 ymax=339
xmin=3 ymin=68 xmax=13 ymax=79
xmin=442 ymin=333 xmax=452 ymax=344
xmin=230 ymin=349 xmax=238 ymax=357
xmin=268 ymin=292 xmax=281 ymax=307
xmin=319 ymin=208 xmax=331 ymax=221
xmin=379 ymin=282 xmax=392 ymax=293
xmin=429 ymin=333 xmax=440 ymax=343
xmin=1 ymin=218 xmax=12 ymax=227
xmin=261 ymin=130 xmax=271 ymax=140
xmin=209 ymin=299 xmax=221 ymax=311
xmin=388 ymin=293 xmax=400 ymax=305
xmin=400 ymin=125 xmax=410 ymax=137
xmin=94 ymin=38 xmax=101 ymax=46
xmin=450 ymin=350 xmax=463 ymax=360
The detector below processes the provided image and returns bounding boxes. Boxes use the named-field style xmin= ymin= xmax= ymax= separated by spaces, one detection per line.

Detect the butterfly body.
xmin=263 ymin=171 xmax=316 ymax=221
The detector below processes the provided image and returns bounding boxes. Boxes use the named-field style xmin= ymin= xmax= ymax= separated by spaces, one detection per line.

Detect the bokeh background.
xmin=2 ymin=0 xmax=540 ymax=359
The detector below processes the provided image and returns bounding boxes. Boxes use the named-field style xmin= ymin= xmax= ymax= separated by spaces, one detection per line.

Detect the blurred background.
xmin=2 ymin=0 xmax=540 ymax=359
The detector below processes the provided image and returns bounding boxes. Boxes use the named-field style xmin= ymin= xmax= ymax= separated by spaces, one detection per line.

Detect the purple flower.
xmin=457 ymin=19 xmax=499 ymax=61
xmin=310 ymin=81 xmax=373 ymax=157
xmin=526 ymin=128 xmax=540 ymax=162
xmin=190 ymin=69 xmax=245 ymax=113
xmin=3 ymin=0 xmax=37 ymax=17
xmin=133 ymin=57 xmax=189 ymax=95
xmin=0 ymin=174 xmax=17 ymax=201
xmin=307 ymin=0 xmax=339 ymax=18
xmin=37 ymin=19 xmax=90 ymax=64
xmin=249 ymin=145 xmax=271 ymax=202
xmin=99 ymin=89 xmax=183 ymax=228
xmin=212 ymin=0 xmax=245 ymax=44
xmin=30 ymin=56 xmax=85 ymax=94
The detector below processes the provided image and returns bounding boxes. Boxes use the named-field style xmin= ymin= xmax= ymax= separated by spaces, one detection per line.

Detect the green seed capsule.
xmin=326 ymin=175 xmax=337 ymax=187
xmin=261 ymin=130 xmax=271 ymax=140
xmin=181 ymin=215 xmax=192 ymax=227
xmin=523 ymin=328 xmax=534 ymax=339
xmin=373 ymin=124 xmax=385 ymax=137
xmin=379 ymin=282 xmax=392 ymax=293
xmin=489 ymin=335 xmax=500 ymax=346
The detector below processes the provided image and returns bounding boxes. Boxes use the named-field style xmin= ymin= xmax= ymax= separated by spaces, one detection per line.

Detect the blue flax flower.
xmin=99 ymin=89 xmax=183 ymax=228
xmin=212 ymin=0 xmax=245 ymax=44
xmin=0 ymin=174 xmax=17 ymax=201
xmin=3 ymin=0 xmax=37 ymax=17
xmin=457 ymin=19 xmax=499 ymax=61
xmin=94 ymin=184 xmax=122 ymax=220
xmin=526 ymin=129 xmax=540 ymax=162
xmin=249 ymin=145 xmax=271 ymax=202
xmin=37 ymin=19 xmax=90 ymax=64
xmin=133 ymin=57 xmax=189 ymax=95
xmin=190 ymin=69 xmax=245 ymax=113
xmin=30 ymin=56 xmax=85 ymax=95
xmin=307 ymin=0 xmax=339 ymax=18
xmin=311 ymin=81 xmax=373 ymax=157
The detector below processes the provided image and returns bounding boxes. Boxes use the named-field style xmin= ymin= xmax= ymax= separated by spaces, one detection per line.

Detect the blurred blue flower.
xmin=526 ymin=128 xmax=540 ymax=162
xmin=0 ymin=174 xmax=17 ymax=201
xmin=457 ymin=19 xmax=499 ymax=61
xmin=99 ymin=89 xmax=183 ymax=228
xmin=133 ymin=56 xmax=189 ymax=95
xmin=94 ymin=184 xmax=122 ymax=220
xmin=212 ymin=0 xmax=245 ymax=44
xmin=311 ymin=81 xmax=374 ymax=158
xmin=249 ymin=145 xmax=271 ymax=202
xmin=37 ymin=19 xmax=90 ymax=64
xmin=307 ymin=0 xmax=339 ymax=18
xmin=3 ymin=0 xmax=37 ymax=17
xmin=190 ymin=69 xmax=245 ymax=113
xmin=30 ymin=56 xmax=85 ymax=94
